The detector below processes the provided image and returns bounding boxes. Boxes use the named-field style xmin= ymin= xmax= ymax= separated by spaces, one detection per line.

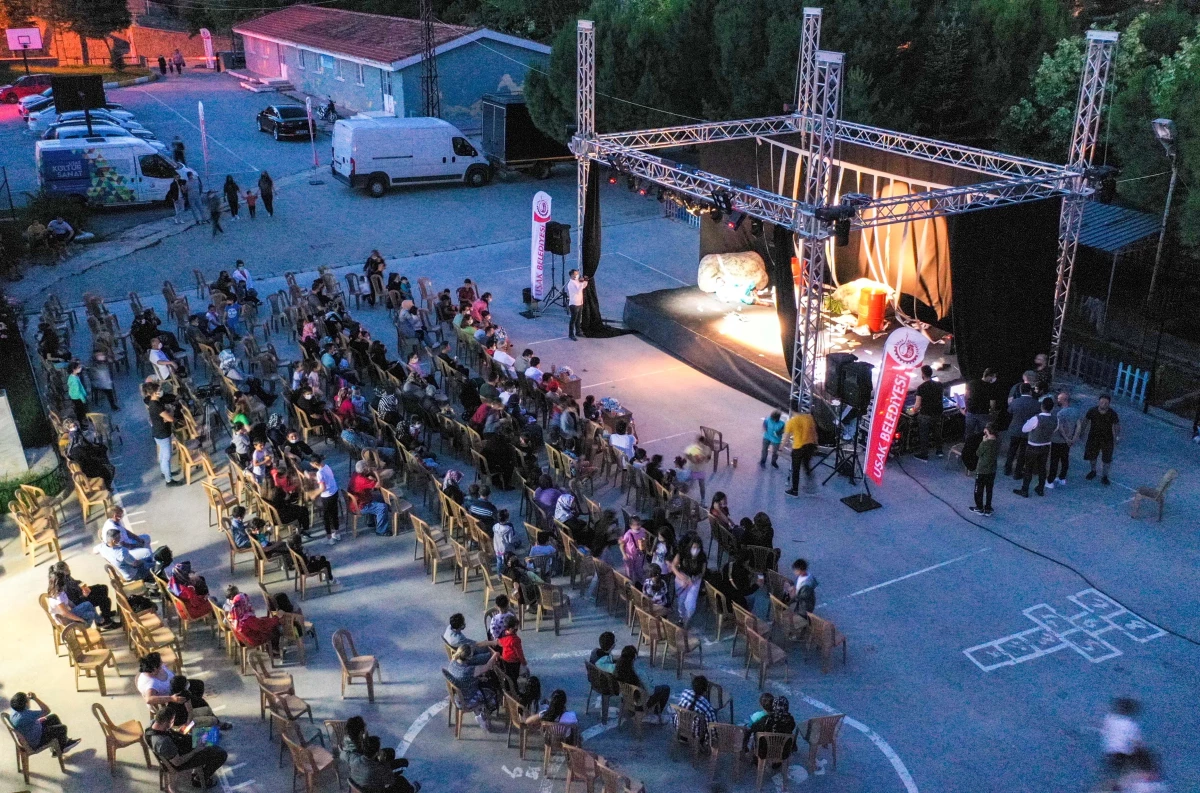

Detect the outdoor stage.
xmin=623 ymin=285 xmax=961 ymax=409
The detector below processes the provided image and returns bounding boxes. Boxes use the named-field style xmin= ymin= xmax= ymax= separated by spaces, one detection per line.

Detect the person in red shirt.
xmin=470 ymin=292 xmax=492 ymax=323
xmin=347 ymin=461 xmax=391 ymax=535
xmin=496 ymin=614 xmax=527 ymax=685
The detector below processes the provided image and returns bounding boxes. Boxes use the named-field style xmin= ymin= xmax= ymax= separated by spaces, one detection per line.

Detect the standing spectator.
xmin=1102 ymin=698 xmax=1142 ymax=778
xmin=783 ymin=409 xmax=818 ymax=496
xmin=567 ymin=269 xmax=589 ymax=340
xmin=258 ymin=171 xmax=275 ymax=216
xmin=171 ymin=136 xmax=186 ymax=165
xmin=244 ymin=188 xmax=257 ymax=219
xmin=6 ymin=693 xmax=79 ymax=754
xmin=668 ymin=535 xmax=706 ymax=626
xmin=89 ymin=349 xmax=118 ymax=410
xmin=1015 ymin=396 xmax=1055 ymax=498
xmin=223 ymin=175 xmax=241 ymax=220
xmin=786 ymin=558 xmax=817 ymax=614
xmin=912 ymin=364 xmax=946 ymax=461
xmin=1083 ymin=394 xmax=1120 ymax=486
xmin=157 ymin=55 xmax=168 ymax=75
xmin=619 ymin=516 xmax=648 ymax=582
xmin=1047 ymin=391 xmax=1081 ymax=488
xmin=146 ymin=382 xmax=183 ymax=487
xmin=1005 ymin=383 xmax=1039 ymax=478
xmin=309 ymin=454 xmax=341 ymax=544
xmin=1032 ymin=353 xmax=1052 ymax=397
xmin=963 ymin=368 xmax=998 ymax=438
xmin=186 ymin=173 xmax=205 ymax=224
xmin=66 ymin=360 xmax=88 ymax=423
xmin=167 ymin=177 xmax=186 ymax=224
xmin=171 ymin=48 xmax=185 ymax=73
xmin=760 ymin=409 xmax=784 ymax=468
xmin=970 ymin=425 xmax=999 ymax=515
xmin=491 ymin=509 xmax=518 ymax=575
xmin=206 ymin=191 xmax=224 ymax=235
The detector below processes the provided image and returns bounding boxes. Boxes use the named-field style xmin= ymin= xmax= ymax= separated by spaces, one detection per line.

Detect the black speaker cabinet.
xmin=545 ymin=221 xmax=571 ymax=256
xmin=824 ymin=352 xmax=857 ymax=396
xmin=840 ymin=361 xmax=875 ymax=412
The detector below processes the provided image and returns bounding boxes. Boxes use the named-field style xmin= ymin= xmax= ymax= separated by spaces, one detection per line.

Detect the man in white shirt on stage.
xmin=566 ymin=269 xmax=589 ymax=341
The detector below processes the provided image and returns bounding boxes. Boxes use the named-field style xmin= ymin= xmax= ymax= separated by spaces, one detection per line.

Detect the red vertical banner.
xmin=864 ymin=327 xmax=930 ymax=485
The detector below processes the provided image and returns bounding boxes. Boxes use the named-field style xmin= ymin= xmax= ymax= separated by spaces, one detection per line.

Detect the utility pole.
xmin=419 ymin=0 xmax=440 ymax=118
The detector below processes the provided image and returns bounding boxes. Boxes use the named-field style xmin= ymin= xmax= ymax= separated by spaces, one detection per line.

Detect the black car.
xmin=256 ymin=105 xmax=313 ymax=140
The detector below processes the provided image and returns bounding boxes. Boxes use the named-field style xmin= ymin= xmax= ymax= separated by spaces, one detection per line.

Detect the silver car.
xmin=43 ymin=123 xmax=168 ymax=152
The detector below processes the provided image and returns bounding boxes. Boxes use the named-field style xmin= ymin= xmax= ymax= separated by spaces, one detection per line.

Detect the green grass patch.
xmin=0 ymin=65 xmax=152 ymax=84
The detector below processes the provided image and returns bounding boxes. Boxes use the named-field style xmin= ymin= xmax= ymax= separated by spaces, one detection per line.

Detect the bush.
xmin=20 ymin=190 xmax=92 ymax=232
xmin=111 ymin=49 xmax=127 ymax=73
xmin=0 ymin=463 xmax=65 ymax=514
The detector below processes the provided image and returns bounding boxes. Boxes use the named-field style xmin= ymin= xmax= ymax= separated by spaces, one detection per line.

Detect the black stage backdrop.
xmin=580 ymin=165 xmax=605 ymax=335
xmin=768 ymin=224 xmax=798 ymax=375
xmin=948 ymin=198 xmax=1062 ymax=388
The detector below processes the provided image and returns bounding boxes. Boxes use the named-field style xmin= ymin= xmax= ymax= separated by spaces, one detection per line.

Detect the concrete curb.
xmin=102 ymin=72 xmax=159 ymax=90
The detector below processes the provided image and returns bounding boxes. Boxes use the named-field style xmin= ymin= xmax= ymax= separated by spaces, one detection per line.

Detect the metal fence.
xmin=663 ymin=201 xmax=700 ymax=228
xmin=0 ymin=167 xmax=15 ymax=221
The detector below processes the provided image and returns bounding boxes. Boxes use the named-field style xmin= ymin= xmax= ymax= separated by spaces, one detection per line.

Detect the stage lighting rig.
xmin=750 ymin=217 xmax=764 ymax=237
xmin=813 ymin=194 xmax=869 ymax=247
xmin=637 ymin=181 xmax=650 ymax=197
xmin=656 ymin=187 xmax=666 ymax=202
xmin=1084 ymin=165 xmax=1119 ymax=204
xmin=710 ymin=187 xmax=734 ymax=216
xmin=725 ymin=211 xmax=746 ymax=231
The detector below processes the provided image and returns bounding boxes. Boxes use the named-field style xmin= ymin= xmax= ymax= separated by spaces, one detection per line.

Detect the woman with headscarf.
xmin=64 ymin=418 xmax=115 ymax=490
xmin=554 ymin=492 xmax=585 ymax=535
xmin=223 ymin=175 xmax=241 ymax=220
xmin=258 ymin=171 xmax=274 ymax=216
xmin=533 ymin=474 xmax=562 ymax=515
xmin=167 ymin=561 xmax=212 ymax=620
xmin=667 ymin=533 xmax=707 ymax=626
xmin=751 ymin=696 xmax=797 ymax=764
xmin=442 ymin=469 xmax=465 ymax=504
xmin=226 ymin=590 xmax=280 ymax=650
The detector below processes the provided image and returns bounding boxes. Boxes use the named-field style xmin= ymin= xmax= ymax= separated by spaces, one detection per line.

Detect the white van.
xmin=36 ymin=138 xmax=192 ymax=207
xmin=331 ymin=116 xmax=491 ymax=197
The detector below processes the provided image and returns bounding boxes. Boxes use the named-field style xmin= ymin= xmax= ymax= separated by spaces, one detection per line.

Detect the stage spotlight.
xmin=607 ymin=170 xmax=618 ymax=185
xmin=656 ymin=187 xmax=666 ymax=202
xmin=626 ymin=175 xmax=637 ymax=191
xmin=637 ymin=181 xmax=650 ymax=197
xmin=710 ymin=188 xmax=734 ymax=215
xmin=750 ymin=217 xmax=764 ymax=237
xmin=725 ymin=211 xmax=745 ymax=231
xmin=834 ymin=218 xmax=850 ymax=246
xmin=1085 ymin=165 xmax=1119 ymax=204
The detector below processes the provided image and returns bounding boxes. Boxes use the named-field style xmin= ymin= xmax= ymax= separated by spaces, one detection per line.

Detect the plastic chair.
xmin=703 ymin=581 xmax=732 ymax=642
xmin=634 ymin=607 xmax=664 ymax=663
xmin=584 ymin=662 xmax=620 ymax=724
xmin=252 ymin=653 xmax=296 ymax=719
xmin=1130 ymin=468 xmax=1178 ymax=521
xmin=501 ymin=691 xmax=534 ymax=755
xmin=535 ymin=584 xmax=573 ymax=635
xmin=707 ymin=721 xmax=748 ymax=782
xmin=744 ymin=627 xmax=788 ymax=688
xmin=62 ymin=623 xmax=119 ymax=695
xmin=806 ymin=613 xmax=848 ymax=673
xmin=754 ymin=732 xmax=798 ymax=791
xmin=332 ymin=628 xmax=381 ymax=702
xmin=281 ymin=729 xmax=340 ymax=793
xmin=660 ymin=618 xmax=703 ymax=678
xmin=540 ymin=722 xmax=579 ymax=775
xmin=700 ymin=426 xmax=731 ymax=471
xmin=92 ymin=702 xmax=152 ymax=773
xmin=563 ymin=744 xmax=600 ymax=793
xmin=289 ymin=544 xmax=332 ymax=601
xmin=668 ymin=705 xmax=703 ymax=766
xmin=799 ymin=713 xmax=845 ymax=773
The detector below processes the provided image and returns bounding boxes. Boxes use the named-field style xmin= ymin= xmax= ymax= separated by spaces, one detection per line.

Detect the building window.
xmin=296 ymin=49 xmax=305 ymax=70
xmin=334 ymin=59 xmax=345 ymax=81
xmin=320 ymin=54 xmax=335 ymax=73
xmin=356 ymin=63 xmax=365 ymax=86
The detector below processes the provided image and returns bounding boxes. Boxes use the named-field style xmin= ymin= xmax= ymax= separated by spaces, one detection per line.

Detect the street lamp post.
xmin=1148 ymin=118 xmax=1178 ymax=301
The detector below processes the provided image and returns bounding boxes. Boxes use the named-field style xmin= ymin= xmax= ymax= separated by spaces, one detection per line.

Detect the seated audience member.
xmin=486 ymin=594 xmax=518 ymax=641
xmin=442 ymin=470 xmax=465 ymax=504
xmin=750 ymin=697 xmax=797 ymax=764
xmin=522 ymin=689 xmax=578 ymax=729
xmin=286 ymin=533 xmax=335 ymax=582
xmin=463 ymin=483 xmax=499 ymax=525
xmin=95 ymin=528 xmax=154 ymax=581
xmin=443 ymin=613 xmax=497 ymax=665
xmin=137 ymin=652 xmax=182 ymax=710
xmin=343 ymin=716 xmax=420 ymax=792
xmin=608 ymin=421 xmax=637 ymax=460
xmin=533 ymin=474 xmax=562 ymax=514
xmin=6 ymin=692 xmax=80 ymax=753
xmin=445 ymin=647 xmax=501 ymax=729
xmin=226 ymin=589 xmax=281 ymax=651
xmin=523 ymin=356 xmax=544 ymax=385
xmin=588 ymin=631 xmax=617 ymax=673
xmin=613 ymin=645 xmax=670 ymax=714
xmin=167 ymin=561 xmax=212 ymax=620
xmin=674 ymin=676 xmax=718 ymax=746
xmin=348 ymin=461 xmax=391 ymax=535
xmin=48 ymin=561 xmax=118 ymax=629
xmin=642 ymin=564 xmax=671 ymax=611
xmin=147 ymin=708 xmax=229 ymax=789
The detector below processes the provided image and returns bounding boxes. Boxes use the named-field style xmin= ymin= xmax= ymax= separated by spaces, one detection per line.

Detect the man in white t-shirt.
xmin=524 ymin=356 xmax=544 ymax=385
xmin=148 ymin=337 xmax=177 ymax=382
xmin=566 ymin=269 xmax=589 ymax=341
xmin=492 ymin=347 xmax=517 ymax=378
xmin=1102 ymin=698 xmax=1142 ymax=775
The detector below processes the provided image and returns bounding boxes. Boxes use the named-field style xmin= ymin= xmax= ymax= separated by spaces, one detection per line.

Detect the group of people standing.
xmin=164 ymin=172 xmax=276 ymax=234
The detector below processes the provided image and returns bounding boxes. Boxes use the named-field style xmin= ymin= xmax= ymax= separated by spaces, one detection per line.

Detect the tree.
xmin=53 ymin=0 xmax=130 ymax=64
xmin=913 ymin=12 xmax=971 ymax=137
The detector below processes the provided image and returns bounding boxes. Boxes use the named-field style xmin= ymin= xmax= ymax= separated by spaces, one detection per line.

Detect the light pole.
xmin=1148 ymin=118 xmax=1178 ymax=300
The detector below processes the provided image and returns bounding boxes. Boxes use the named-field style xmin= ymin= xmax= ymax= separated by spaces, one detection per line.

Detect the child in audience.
xmin=743 ymin=693 xmax=776 ymax=749
xmin=642 ymin=563 xmax=670 ymax=610
xmin=588 ymin=631 xmax=617 ymax=672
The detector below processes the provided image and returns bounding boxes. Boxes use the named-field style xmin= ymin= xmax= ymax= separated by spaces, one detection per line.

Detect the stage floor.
xmin=624 ymin=285 xmax=960 ymax=408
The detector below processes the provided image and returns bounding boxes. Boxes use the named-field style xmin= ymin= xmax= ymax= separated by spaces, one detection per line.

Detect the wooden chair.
xmin=754 ymin=732 xmax=798 ymax=791
xmin=281 ymin=728 xmax=340 ymax=793
xmin=668 ymin=705 xmax=703 ymax=766
xmin=62 ymin=623 xmax=119 ymax=695
xmin=700 ymin=426 xmax=731 ymax=471
xmin=806 ymin=613 xmax=848 ymax=673
xmin=92 ymin=702 xmax=152 ymax=773
xmin=799 ymin=713 xmax=845 ymax=773
xmin=707 ymin=722 xmax=748 ymax=783
xmin=332 ymin=628 xmax=381 ymax=702
xmin=501 ymin=692 xmax=534 ymax=755
xmin=535 ymin=584 xmax=573 ymax=635
xmin=563 ymin=744 xmax=600 ymax=793
xmin=703 ymin=581 xmax=732 ymax=642
xmin=289 ymin=544 xmax=333 ymax=601
xmin=1130 ymin=468 xmax=1178 ymax=521
xmin=584 ymin=662 xmax=620 ymax=724
xmin=660 ymin=618 xmax=703 ymax=678
xmin=634 ymin=607 xmax=664 ymax=664
xmin=3 ymin=710 xmax=65 ymax=784
xmin=540 ymin=722 xmax=579 ymax=776
xmin=744 ymin=628 xmax=788 ymax=688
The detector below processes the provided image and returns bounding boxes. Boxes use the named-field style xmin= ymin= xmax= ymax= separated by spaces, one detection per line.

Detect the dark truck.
xmin=481 ymin=93 xmax=573 ymax=179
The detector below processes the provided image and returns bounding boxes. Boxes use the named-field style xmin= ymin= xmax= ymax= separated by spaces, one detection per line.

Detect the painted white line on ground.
xmin=821 ymin=547 xmax=989 ymax=607
xmin=583 ymin=365 xmax=688 ymax=390
xmin=640 ymin=430 xmax=693 ymax=446
xmin=492 ymin=266 xmax=530 ymax=273
xmin=396 ymin=699 xmax=448 ymax=757
xmin=526 ymin=336 xmax=569 ymax=346
xmin=614 ymin=251 xmax=690 ymax=286
xmin=132 ymin=88 xmax=260 ymax=174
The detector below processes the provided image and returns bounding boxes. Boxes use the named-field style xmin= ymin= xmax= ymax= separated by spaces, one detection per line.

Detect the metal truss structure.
xmin=419 ymin=0 xmax=440 ymax=118
xmin=1050 ymin=30 xmax=1119 ymax=370
xmin=576 ymin=21 xmax=594 ymax=246
xmin=571 ymin=13 xmax=1118 ymax=406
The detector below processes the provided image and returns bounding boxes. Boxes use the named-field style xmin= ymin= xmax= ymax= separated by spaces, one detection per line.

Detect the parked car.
xmin=36 ymin=138 xmax=195 ymax=206
xmin=256 ymin=105 xmax=313 ymax=140
xmin=331 ymin=116 xmax=491 ymax=197
xmin=0 ymin=73 xmax=52 ymax=103
xmin=42 ymin=123 xmax=168 ymax=152
xmin=29 ymin=108 xmax=143 ymax=134
xmin=18 ymin=88 xmax=53 ymax=118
